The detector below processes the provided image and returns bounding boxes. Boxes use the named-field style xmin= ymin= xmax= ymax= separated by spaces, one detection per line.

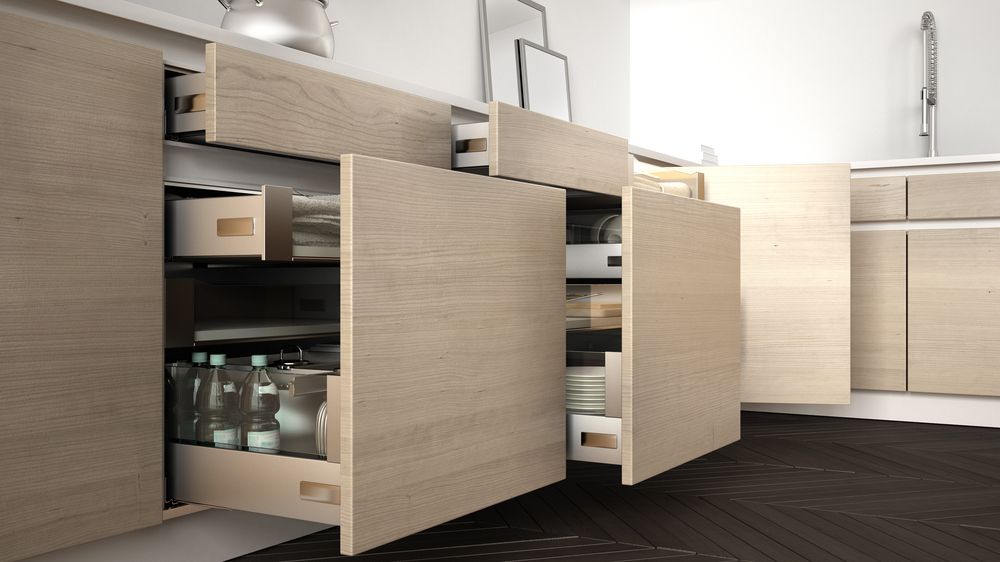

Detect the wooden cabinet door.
xmin=851 ymin=231 xmax=906 ymax=391
xmin=622 ymin=187 xmax=741 ymax=485
xmin=0 ymin=12 xmax=163 ymax=561
xmin=206 ymin=44 xmax=451 ymax=167
xmin=341 ymin=155 xmax=566 ymax=555
xmin=669 ymin=165 xmax=851 ymax=404
xmin=909 ymin=229 xmax=1000 ymax=397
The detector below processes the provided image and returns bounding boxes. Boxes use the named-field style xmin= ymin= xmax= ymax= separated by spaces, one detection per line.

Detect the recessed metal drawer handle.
xmin=300 ymin=481 xmax=341 ymax=505
xmin=217 ymin=217 xmax=255 ymax=237
xmin=607 ymin=256 xmax=622 ymax=267
xmin=455 ymin=138 xmax=488 ymax=154
xmin=581 ymin=432 xmax=618 ymax=449
xmin=174 ymin=93 xmax=206 ymax=114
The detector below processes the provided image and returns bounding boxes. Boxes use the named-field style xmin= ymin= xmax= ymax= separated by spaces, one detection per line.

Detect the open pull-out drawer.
xmin=170 ymin=368 xmax=342 ymax=523
xmin=166 ymin=185 xmax=339 ymax=262
xmin=165 ymin=43 xmax=450 ymax=168
xmin=566 ymin=187 xmax=741 ymax=485
xmin=170 ymin=155 xmax=566 ymax=556
xmin=453 ymin=102 xmax=630 ymax=195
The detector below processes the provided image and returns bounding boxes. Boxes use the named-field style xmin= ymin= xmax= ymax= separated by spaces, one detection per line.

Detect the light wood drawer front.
xmin=851 ymin=231 xmax=906 ymax=391
xmin=622 ymin=187 xmax=741 ymax=485
xmin=170 ymin=444 xmax=341 ymax=525
xmin=341 ymin=155 xmax=566 ymax=555
xmin=851 ymin=176 xmax=906 ymax=222
xmin=908 ymin=172 xmax=1000 ymax=219
xmin=168 ymin=43 xmax=451 ymax=167
xmin=909 ymin=229 xmax=1000 ymax=397
xmin=488 ymin=102 xmax=630 ymax=195
xmin=0 ymin=12 xmax=164 ymax=560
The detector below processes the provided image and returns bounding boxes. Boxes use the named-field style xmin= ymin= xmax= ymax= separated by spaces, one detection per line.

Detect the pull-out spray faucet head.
xmin=920 ymin=11 xmax=938 ymax=156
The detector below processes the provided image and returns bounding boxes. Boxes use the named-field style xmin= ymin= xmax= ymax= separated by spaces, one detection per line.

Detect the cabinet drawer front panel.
xmin=622 ymin=187 xmax=741 ymax=485
xmin=681 ymin=165 xmax=851 ymax=404
xmin=0 ymin=12 xmax=163 ymax=560
xmin=169 ymin=444 xmax=341 ymax=524
xmin=851 ymin=176 xmax=906 ymax=222
xmin=909 ymin=229 xmax=1000 ymax=396
xmin=341 ymin=155 xmax=565 ymax=555
xmin=851 ymin=231 xmax=906 ymax=391
xmin=908 ymin=172 xmax=1000 ymax=219
xmin=489 ymin=102 xmax=630 ymax=195
xmin=207 ymin=43 xmax=451 ymax=167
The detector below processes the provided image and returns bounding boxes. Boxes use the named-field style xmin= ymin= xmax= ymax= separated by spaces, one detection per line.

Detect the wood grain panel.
xmin=0 ymin=12 xmax=163 ymax=561
xmin=851 ymin=176 xmax=906 ymax=222
xmin=851 ymin=231 xmax=906 ymax=391
xmin=341 ymin=155 xmax=566 ymax=555
xmin=489 ymin=102 xmax=630 ymax=195
xmin=908 ymin=172 xmax=1000 ymax=219
xmin=622 ymin=187 xmax=741 ymax=485
xmin=206 ymin=43 xmax=450 ymax=167
xmin=909 ymin=229 xmax=1000 ymax=397
xmin=669 ymin=165 xmax=851 ymax=404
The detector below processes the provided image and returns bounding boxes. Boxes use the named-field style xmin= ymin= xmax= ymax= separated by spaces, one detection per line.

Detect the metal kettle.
xmin=218 ymin=0 xmax=338 ymax=59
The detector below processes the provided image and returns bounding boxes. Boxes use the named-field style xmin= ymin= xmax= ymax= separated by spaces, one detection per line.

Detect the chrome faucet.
xmin=920 ymin=11 xmax=938 ymax=157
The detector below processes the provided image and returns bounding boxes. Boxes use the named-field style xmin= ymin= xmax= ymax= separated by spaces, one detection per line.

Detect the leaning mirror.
xmin=479 ymin=0 xmax=548 ymax=105
xmin=517 ymin=38 xmax=572 ymax=121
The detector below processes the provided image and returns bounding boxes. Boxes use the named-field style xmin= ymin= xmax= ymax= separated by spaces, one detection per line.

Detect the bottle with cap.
xmin=240 ymin=355 xmax=281 ymax=454
xmin=195 ymin=354 xmax=240 ymax=448
xmin=173 ymin=351 xmax=209 ymax=441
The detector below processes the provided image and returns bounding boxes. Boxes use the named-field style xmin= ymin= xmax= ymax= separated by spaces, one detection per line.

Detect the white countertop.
xmin=852 ymin=153 xmax=1000 ymax=171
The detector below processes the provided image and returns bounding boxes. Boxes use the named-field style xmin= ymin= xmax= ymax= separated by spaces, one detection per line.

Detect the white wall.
xmin=126 ymin=0 xmax=630 ymax=137
xmin=630 ymin=0 xmax=1000 ymax=164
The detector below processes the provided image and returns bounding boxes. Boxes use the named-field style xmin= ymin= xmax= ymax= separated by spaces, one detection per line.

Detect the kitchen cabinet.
xmin=166 ymin=43 xmax=451 ymax=168
xmin=909 ymin=228 xmax=1000 ymax=397
xmin=908 ymin=171 xmax=1000 ymax=219
xmin=564 ymin=188 xmax=741 ymax=485
xmin=621 ymin=187 xmax=740 ymax=483
xmin=2 ymin=7 xmax=856 ymax=559
xmin=171 ymin=155 xmax=567 ymax=556
xmin=669 ymin=165 xmax=852 ymax=404
xmin=851 ymin=231 xmax=907 ymax=391
xmin=0 ymin=11 xmax=163 ymax=561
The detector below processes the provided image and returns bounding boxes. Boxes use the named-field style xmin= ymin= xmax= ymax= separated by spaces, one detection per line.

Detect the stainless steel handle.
xmin=330 ymin=20 xmax=340 ymax=28
xmin=920 ymin=87 xmax=929 ymax=136
xmin=217 ymin=0 xmax=231 ymax=10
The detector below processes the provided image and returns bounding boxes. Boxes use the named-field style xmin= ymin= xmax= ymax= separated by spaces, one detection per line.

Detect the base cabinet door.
xmin=668 ymin=165 xmax=851 ymax=404
xmin=0 ymin=12 xmax=164 ymax=561
xmin=851 ymin=231 xmax=906 ymax=391
xmin=622 ymin=187 xmax=741 ymax=485
xmin=909 ymin=229 xmax=1000 ymax=397
xmin=341 ymin=155 xmax=566 ymax=554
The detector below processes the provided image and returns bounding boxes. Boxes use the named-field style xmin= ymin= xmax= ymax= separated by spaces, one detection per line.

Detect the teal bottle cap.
xmin=191 ymin=351 xmax=208 ymax=364
xmin=209 ymin=354 xmax=227 ymax=367
xmin=251 ymin=355 xmax=268 ymax=367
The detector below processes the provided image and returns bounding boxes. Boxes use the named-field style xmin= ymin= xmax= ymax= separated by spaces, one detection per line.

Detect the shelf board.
xmin=194 ymin=319 xmax=340 ymax=343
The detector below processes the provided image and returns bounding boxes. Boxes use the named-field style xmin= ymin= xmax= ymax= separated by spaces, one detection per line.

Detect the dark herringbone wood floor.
xmin=235 ymin=413 xmax=1000 ymax=561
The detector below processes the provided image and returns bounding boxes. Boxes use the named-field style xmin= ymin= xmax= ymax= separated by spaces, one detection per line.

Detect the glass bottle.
xmin=164 ymin=366 xmax=177 ymax=439
xmin=174 ymin=351 xmax=208 ymax=442
xmin=240 ymin=355 xmax=281 ymax=454
xmin=195 ymin=354 xmax=240 ymax=448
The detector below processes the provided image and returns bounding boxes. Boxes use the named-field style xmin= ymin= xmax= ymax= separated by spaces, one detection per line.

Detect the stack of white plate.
xmin=566 ymin=366 xmax=605 ymax=416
